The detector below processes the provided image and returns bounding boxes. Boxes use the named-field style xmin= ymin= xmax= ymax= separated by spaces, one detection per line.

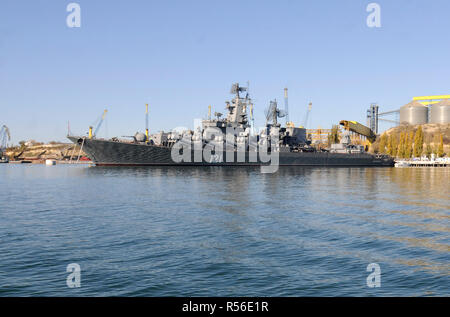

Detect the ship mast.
xmin=226 ymin=83 xmax=250 ymax=129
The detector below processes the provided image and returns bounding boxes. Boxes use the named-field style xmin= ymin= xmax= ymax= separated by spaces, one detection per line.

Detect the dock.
xmin=395 ymin=160 xmax=450 ymax=167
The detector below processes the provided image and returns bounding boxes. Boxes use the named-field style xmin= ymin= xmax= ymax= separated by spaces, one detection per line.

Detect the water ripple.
xmin=0 ymin=165 xmax=449 ymax=296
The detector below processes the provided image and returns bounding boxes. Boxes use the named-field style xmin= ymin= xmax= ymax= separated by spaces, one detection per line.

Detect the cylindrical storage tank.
xmin=430 ymin=99 xmax=450 ymax=124
xmin=399 ymin=101 xmax=428 ymax=125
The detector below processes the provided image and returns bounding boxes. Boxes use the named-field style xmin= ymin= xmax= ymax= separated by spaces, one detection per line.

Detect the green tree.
xmin=425 ymin=143 xmax=433 ymax=158
xmin=397 ymin=132 xmax=405 ymax=158
xmin=18 ymin=141 xmax=27 ymax=152
xmin=378 ymin=133 xmax=388 ymax=154
xmin=413 ymin=126 xmax=423 ymax=157
xmin=327 ymin=125 xmax=340 ymax=146
xmin=388 ymin=133 xmax=398 ymax=157
xmin=405 ymin=131 xmax=413 ymax=158
xmin=433 ymin=134 xmax=440 ymax=155
xmin=437 ymin=134 xmax=444 ymax=157
xmin=394 ymin=133 xmax=399 ymax=157
xmin=402 ymin=132 xmax=409 ymax=158
xmin=386 ymin=134 xmax=392 ymax=156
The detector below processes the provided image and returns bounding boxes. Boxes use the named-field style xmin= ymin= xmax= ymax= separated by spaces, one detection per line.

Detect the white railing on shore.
xmin=394 ymin=158 xmax=449 ymax=167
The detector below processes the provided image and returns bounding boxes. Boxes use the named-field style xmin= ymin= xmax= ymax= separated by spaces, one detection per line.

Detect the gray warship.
xmin=68 ymin=83 xmax=394 ymax=167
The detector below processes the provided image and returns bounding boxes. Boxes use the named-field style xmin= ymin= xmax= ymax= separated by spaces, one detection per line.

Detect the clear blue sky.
xmin=1 ymin=0 xmax=449 ymax=144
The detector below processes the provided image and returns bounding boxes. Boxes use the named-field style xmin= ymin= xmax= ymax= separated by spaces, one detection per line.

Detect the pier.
xmin=395 ymin=160 xmax=450 ymax=167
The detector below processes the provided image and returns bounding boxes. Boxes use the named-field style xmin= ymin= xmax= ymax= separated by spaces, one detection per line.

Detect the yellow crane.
xmin=89 ymin=110 xmax=108 ymax=139
xmin=339 ymin=120 xmax=377 ymax=144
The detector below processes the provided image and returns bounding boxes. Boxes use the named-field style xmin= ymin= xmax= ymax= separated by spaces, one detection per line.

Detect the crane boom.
xmin=302 ymin=102 xmax=312 ymax=128
xmin=284 ymin=88 xmax=289 ymax=125
xmin=94 ymin=110 xmax=108 ymax=137
xmin=0 ymin=125 xmax=11 ymax=151
xmin=339 ymin=120 xmax=377 ymax=143
xmin=145 ymin=104 xmax=149 ymax=141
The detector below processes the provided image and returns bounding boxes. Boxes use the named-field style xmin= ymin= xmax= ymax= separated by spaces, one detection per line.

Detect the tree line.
xmin=377 ymin=126 xmax=445 ymax=158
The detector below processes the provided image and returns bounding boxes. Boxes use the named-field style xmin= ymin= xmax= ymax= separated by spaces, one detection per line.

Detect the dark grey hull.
xmin=68 ymin=137 xmax=395 ymax=167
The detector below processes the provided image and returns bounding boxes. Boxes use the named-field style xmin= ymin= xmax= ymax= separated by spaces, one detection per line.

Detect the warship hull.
xmin=68 ymin=137 xmax=395 ymax=167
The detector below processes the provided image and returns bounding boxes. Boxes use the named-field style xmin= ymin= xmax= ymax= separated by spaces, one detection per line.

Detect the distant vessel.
xmin=395 ymin=161 xmax=411 ymax=168
xmin=45 ymin=159 xmax=56 ymax=166
xmin=68 ymin=84 xmax=395 ymax=167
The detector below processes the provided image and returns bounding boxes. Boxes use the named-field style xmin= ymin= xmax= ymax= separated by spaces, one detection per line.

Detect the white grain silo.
xmin=429 ymin=99 xmax=450 ymax=124
xmin=399 ymin=101 xmax=428 ymax=125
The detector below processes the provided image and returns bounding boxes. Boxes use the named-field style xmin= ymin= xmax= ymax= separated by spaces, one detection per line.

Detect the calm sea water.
xmin=0 ymin=165 xmax=449 ymax=296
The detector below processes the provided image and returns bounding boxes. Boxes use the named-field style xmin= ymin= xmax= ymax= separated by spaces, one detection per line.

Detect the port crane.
xmin=0 ymin=125 xmax=11 ymax=161
xmin=145 ymin=104 xmax=149 ymax=141
xmin=89 ymin=110 xmax=108 ymax=139
xmin=301 ymin=102 xmax=313 ymax=128
xmin=1 ymin=125 xmax=11 ymax=150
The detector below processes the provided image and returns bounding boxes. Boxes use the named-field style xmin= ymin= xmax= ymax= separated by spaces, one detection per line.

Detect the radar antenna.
xmin=265 ymin=100 xmax=286 ymax=126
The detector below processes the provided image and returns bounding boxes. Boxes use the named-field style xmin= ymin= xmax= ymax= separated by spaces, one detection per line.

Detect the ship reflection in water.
xmin=0 ymin=165 xmax=448 ymax=296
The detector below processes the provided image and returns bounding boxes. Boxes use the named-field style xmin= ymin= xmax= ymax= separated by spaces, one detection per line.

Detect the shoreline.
xmin=7 ymin=160 xmax=92 ymax=165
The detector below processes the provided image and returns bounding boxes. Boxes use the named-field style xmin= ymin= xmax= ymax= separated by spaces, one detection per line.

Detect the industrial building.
xmin=367 ymin=95 xmax=450 ymax=133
